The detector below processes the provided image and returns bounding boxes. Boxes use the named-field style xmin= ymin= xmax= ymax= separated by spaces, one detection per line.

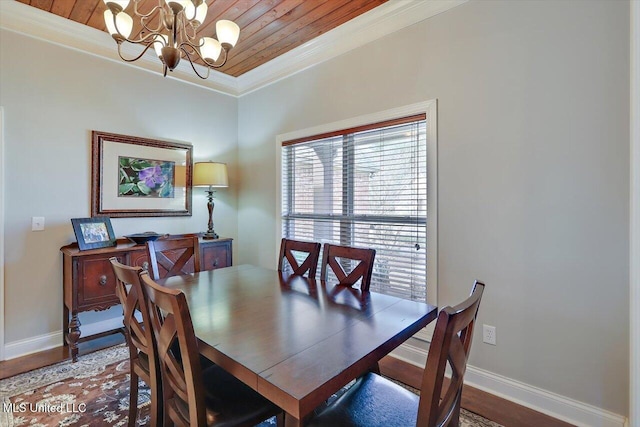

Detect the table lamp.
xmin=193 ymin=161 xmax=228 ymax=239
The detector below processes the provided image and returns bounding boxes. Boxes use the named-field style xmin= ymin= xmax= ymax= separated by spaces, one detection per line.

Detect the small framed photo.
xmin=71 ymin=217 xmax=117 ymax=250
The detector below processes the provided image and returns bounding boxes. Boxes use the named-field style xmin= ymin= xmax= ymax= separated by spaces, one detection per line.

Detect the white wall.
xmin=0 ymin=30 xmax=239 ymax=344
xmin=238 ymin=0 xmax=630 ymax=417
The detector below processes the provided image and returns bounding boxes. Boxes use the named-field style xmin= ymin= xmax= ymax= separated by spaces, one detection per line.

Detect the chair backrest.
xmin=146 ymin=236 xmax=201 ymax=280
xmin=109 ymin=257 xmax=157 ymax=373
xmin=278 ymin=238 xmax=322 ymax=278
xmin=416 ymin=281 xmax=485 ymax=427
xmin=139 ymin=270 xmax=207 ymax=427
xmin=320 ymin=243 xmax=376 ymax=291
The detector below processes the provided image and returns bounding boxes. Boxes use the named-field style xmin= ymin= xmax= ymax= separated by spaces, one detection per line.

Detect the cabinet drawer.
xmin=130 ymin=250 xmax=150 ymax=272
xmin=77 ymin=254 xmax=123 ymax=310
xmin=202 ymin=243 xmax=231 ymax=270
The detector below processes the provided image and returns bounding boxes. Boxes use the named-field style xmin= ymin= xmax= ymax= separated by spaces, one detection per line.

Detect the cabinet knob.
xmin=142 ymin=261 xmax=149 ymax=271
xmin=99 ymin=275 xmax=108 ymax=286
xmin=213 ymin=259 xmax=219 ymax=267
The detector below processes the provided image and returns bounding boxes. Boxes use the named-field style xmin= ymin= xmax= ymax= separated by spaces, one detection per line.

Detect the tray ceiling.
xmin=16 ymin=0 xmax=388 ymax=77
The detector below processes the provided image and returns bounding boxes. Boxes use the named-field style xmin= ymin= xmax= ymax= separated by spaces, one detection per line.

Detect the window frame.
xmin=275 ymin=101 xmax=438 ymax=340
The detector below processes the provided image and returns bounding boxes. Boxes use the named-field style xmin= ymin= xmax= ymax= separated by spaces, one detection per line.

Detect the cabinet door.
xmin=77 ymin=254 xmax=124 ymax=310
xmin=202 ymin=242 xmax=231 ymax=270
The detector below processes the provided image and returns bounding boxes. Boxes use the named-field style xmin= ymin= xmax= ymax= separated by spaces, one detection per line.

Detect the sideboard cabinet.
xmin=60 ymin=236 xmax=232 ymax=361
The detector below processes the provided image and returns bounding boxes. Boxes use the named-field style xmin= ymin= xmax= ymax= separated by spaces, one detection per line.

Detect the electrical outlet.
xmin=483 ymin=324 xmax=496 ymax=345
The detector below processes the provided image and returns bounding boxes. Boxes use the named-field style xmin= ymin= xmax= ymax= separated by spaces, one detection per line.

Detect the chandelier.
xmin=102 ymin=0 xmax=240 ymax=79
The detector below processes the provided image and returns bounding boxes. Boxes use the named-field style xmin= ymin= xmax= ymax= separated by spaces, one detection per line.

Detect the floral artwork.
xmin=118 ymin=156 xmax=175 ymax=198
xmin=92 ymin=131 xmax=192 ymax=217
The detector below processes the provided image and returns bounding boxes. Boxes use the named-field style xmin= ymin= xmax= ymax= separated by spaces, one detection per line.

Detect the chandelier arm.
xmin=133 ymin=1 xmax=163 ymax=20
xmin=176 ymin=19 xmax=188 ymax=47
xmin=116 ymin=41 xmax=158 ymax=63
xmin=180 ymin=41 xmax=229 ymax=69
xmin=180 ymin=48 xmax=211 ymax=79
xmin=184 ymin=20 xmax=197 ymax=40
xmin=139 ymin=12 xmax=166 ymax=36
xmin=108 ymin=11 xmax=162 ymax=45
xmin=131 ymin=1 xmax=169 ymax=40
xmin=122 ymin=31 xmax=161 ymax=45
xmin=180 ymin=39 xmax=204 ymax=53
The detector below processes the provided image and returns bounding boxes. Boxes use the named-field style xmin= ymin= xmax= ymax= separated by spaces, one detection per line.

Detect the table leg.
xmin=285 ymin=412 xmax=312 ymax=427
xmin=63 ymin=305 xmax=69 ymax=347
xmin=285 ymin=413 xmax=301 ymax=427
xmin=66 ymin=311 xmax=81 ymax=362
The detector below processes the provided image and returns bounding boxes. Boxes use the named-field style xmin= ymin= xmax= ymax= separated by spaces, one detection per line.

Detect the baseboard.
xmin=3 ymin=331 xmax=62 ymax=360
xmin=390 ymin=344 xmax=627 ymax=427
xmin=466 ymin=365 xmax=626 ymax=427
xmin=3 ymin=316 xmax=124 ymax=360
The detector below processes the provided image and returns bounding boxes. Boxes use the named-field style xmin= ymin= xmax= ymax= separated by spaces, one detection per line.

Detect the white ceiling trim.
xmin=0 ymin=0 xmax=239 ymax=95
xmin=236 ymin=0 xmax=467 ymax=96
xmin=0 ymin=0 xmax=466 ymax=97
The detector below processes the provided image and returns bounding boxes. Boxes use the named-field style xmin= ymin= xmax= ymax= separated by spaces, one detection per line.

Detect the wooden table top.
xmin=157 ymin=264 xmax=437 ymax=423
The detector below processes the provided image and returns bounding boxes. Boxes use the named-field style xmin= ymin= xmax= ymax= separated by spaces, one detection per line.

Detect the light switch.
xmin=32 ymin=216 xmax=45 ymax=231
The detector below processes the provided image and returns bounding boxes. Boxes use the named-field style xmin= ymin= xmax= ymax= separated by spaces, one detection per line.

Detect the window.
xmin=280 ymin=103 xmax=436 ymax=304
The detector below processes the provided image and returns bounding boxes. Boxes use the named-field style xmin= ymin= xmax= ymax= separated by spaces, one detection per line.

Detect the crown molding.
xmin=236 ymin=0 xmax=467 ymax=96
xmin=0 ymin=0 xmax=466 ymax=97
xmin=0 ymin=0 xmax=239 ymax=95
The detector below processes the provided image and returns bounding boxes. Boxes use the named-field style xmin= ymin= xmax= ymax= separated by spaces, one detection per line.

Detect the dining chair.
xmin=278 ymin=238 xmax=322 ymax=278
xmin=307 ymin=281 xmax=485 ymax=427
xmin=109 ymin=257 xmax=162 ymax=427
xmin=138 ymin=270 xmax=285 ymax=427
xmin=320 ymin=243 xmax=376 ymax=291
xmin=146 ymin=236 xmax=201 ymax=280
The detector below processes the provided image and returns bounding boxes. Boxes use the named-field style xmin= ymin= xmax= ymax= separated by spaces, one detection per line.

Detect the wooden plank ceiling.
xmin=18 ymin=0 xmax=388 ymax=77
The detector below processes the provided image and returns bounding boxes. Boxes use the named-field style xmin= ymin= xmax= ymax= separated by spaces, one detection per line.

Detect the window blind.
xmin=281 ymin=115 xmax=428 ymax=302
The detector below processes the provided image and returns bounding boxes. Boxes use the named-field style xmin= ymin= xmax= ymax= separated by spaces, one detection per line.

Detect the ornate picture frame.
xmin=91 ymin=131 xmax=193 ymax=217
xmin=71 ymin=217 xmax=117 ymax=250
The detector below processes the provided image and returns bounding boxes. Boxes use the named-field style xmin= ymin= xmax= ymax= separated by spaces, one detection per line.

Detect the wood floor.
xmin=0 ymin=333 xmax=125 ymax=380
xmin=0 ymin=336 xmax=574 ymax=427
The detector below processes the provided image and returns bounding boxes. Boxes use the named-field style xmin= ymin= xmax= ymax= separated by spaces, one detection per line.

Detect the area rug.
xmin=0 ymin=345 xmax=501 ymax=426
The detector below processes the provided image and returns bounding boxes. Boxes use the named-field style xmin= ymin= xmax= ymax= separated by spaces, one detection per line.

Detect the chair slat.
xmin=278 ymin=238 xmax=322 ymax=278
xmin=146 ymin=236 xmax=201 ymax=280
xmin=320 ymin=243 xmax=376 ymax=291
xmin=109 ymin=258 xmax=162 ymax=427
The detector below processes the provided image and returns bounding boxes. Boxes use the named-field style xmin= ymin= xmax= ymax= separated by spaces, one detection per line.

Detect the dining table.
xmin=156 ymin=264 xmax=438 ymax=426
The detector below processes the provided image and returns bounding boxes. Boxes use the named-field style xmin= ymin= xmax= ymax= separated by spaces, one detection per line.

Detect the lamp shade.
xmin=216 ymin=20 xmax=240 ymax=48
xmin=104 ymin=10 xmax=133 ymax=38
xmin=193 ymin=162 xmax=228 ymax=187
xmin=200 ymin=37 xmax=222 ymax=63
xmin=103 ymin=0 xmax=130 ymax=10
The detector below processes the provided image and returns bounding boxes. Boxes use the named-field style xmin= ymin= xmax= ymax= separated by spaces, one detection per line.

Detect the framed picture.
xmin=91 ymin=131 xmax=193 ymax=217
xmin=71 ymin=217 xmax=117 ymax=250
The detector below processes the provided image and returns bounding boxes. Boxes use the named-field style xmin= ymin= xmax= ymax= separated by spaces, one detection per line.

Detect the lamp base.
xmin=202 ymin=231 xmax=219 ymax=240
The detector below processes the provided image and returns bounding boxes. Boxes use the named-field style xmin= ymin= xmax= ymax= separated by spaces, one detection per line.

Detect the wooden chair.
xmin=109 ymin=257 xmax=162 ymax=427
xmin=320 ymin=243 xmax=376 ymax=291
xmin=139 ymin=270 xmax=284 ymax=427
xmin=146 ymin=236 xmax=201 ymax=280
xmin=278 ymin=238 xmax=322 ymax=278
xmin=307 ymin=281 xmax=485 ymax=427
